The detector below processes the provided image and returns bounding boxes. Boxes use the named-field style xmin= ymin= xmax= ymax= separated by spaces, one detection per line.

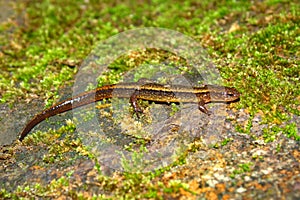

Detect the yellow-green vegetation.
xmin=0 ymin=0 xmax=299 ymax=199
xmin=263 ymin=122 xmax=299 ymax=142
xmin=230 ymin=162 xmax=253 ymax=178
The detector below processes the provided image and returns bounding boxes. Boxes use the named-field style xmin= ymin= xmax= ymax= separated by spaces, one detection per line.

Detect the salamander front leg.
xmin=129 ymin=91 xmax=143 ymax=118
xmin=198 ymin=99 xmax=211 ymax=115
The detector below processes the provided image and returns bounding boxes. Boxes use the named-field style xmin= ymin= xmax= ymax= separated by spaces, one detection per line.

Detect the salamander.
xmin=19 ymin=82 xmax=240 ymax=141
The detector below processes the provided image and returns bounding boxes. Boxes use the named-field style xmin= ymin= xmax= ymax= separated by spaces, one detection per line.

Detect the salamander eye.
xmin=229 ymin=91 xmax=240 ymax=98
xmin=222 ymin=91 xmax=233 ymax=96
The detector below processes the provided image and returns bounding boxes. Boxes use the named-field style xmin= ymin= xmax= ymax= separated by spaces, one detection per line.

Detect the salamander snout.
xmin=224 ymin=87 xmax=240 ymax=101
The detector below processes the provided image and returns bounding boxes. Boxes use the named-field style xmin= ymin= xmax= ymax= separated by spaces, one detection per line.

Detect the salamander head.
xmin=208 ymin=85 xmax=240 ymax=102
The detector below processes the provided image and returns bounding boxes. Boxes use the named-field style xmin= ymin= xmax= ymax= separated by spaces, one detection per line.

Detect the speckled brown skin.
xmin=19 ymin=82 xmax=240 ymax=141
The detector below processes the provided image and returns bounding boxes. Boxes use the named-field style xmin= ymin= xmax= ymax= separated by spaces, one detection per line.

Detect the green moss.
xmin=230 ymin=162 xmax=253 ymax=178
xmin=221 ymin=138 xmax=233 ymax=146
xmin=263 ymin=122 xmax=299 ymax=142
